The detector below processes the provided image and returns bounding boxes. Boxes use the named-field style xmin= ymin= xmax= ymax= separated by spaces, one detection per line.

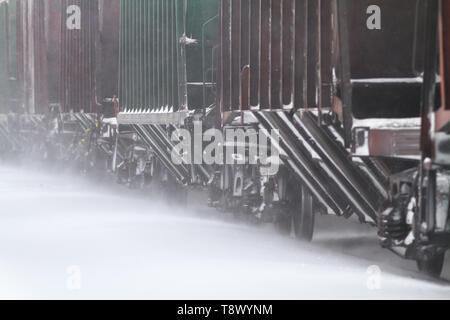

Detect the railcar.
xmin=0 ymin=0 xmax=120 ymax=166
xmin=114 ymin=0 xmax=450 ymax=277
xmin=0 ymin=0 xmax=449 ymax=278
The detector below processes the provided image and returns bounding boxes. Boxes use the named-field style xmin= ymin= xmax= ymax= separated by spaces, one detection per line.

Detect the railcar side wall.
xmin=218 ymin=0 xmax=432 ymax=120
xmin=60 ymin=0 xmax=120 ymax=114
xmin=218 ymin=0 xmax=334 ymax=113
xmin=16 ymin=0 xmax=50 ymax=114
xmin=12 ymin=0 xmax=119 ymax=115
xmin=60 ymin=0 xmax=99 ymax=113
xmin=349 ymin=0 xmax=430 ymax=119
xmin=0 ymin=0 xmax=11 ymax=113
xmin=119 ymin=0 xmax=186 ymax=113
xmin=97 ymin=0 xmax=120 ymax=108
xmin=118 ymin=0 xmax=220 ymax=114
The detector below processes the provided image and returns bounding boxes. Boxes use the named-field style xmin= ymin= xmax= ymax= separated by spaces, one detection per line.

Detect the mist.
xmin=0 ymin=164 xmax=449 ymax=300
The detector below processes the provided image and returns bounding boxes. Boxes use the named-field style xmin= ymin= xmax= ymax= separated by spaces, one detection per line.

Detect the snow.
xmin=180 ymin=34 xmax=198 ymax=45
xmin=353 ymin=118 xmax=422 ymax=130
xmin=0 ymin=164 xmax=449 ymax=300
xmin=351 ymin=77 xmax=423 ymax=84
xmin=351 ymin=75 xmax=441 ymax=84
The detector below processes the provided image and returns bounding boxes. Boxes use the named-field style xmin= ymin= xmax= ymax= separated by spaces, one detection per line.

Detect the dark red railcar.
xmin=97 ymin=0 xmax=120 ymax=108
xmin=218 ymin=0 xmax=428 ymax=119
xmin=15 ymin=0 xmax=120 ymax=115
xmin=218 ymin=0 xmax=334 ymax=115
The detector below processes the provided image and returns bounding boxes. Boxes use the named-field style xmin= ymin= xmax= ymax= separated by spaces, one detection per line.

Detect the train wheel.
xmin=417 ymin=252 xmax=445 ymax=278
xmin=293 ymin=187 xmax=315 ymax=242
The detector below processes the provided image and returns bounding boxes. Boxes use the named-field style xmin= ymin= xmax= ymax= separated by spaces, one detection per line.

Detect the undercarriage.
xmin=1 ymin=107 xmax=448 ymax=278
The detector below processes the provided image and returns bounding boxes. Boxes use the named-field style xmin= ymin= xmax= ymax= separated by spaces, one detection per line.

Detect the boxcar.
xmin=118 ymin=0 xmax=219 ymax=116
xmin=12 ymin=0 xmax=120 ymax=115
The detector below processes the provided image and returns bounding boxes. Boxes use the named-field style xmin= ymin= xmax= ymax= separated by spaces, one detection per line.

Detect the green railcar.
xmin=118 ymin=0 xmax=219 ymax=114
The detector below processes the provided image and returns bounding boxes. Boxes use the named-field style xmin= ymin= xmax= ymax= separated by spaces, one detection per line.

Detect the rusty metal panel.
xmin=353 ymin=126 xmax=421 ymax=159
xmin=219 ymin=0 xmax=315 ymax=113
xmin=60 ymin=0 xmax=99 ymax=114
xmin=320 ymin=0 xmax=333 ymax=109
xmin=97 ymin=0 xmax=120 ymax=105
xmin=259 ymin=0 xmax=270 ymax=110
xmin=271 ymin=0 xmax=282 ymax=109
xmin=294 ymin=0 xmax=307 ymax=110
xmin=282 ymin=0 xmax=294 ymax=108
xmin=231 ymin=0 xmax=241 ymax=110
xmin=240 ymin=0 xmax=250 ymax=110
xmin=348 ymin=0 xmax=423 ymax=79
xmin=220 ymin=0 xmax=231 ymax=112
xmin=249 ymin=0 xmax=260 ymax=109
xmin=46 ymin=0 xmax=62 ymax=106
xmin=369 ymin=130 xmax=421 ymax=159
xmin=343 ymin=0 xmax=433 ymax=120
xmin=12 ymin=0 xmax=118 ymax=115
xmin=306 ymin=0 xmax=319 ymax=109
xmin=119 ymin=0 xmax=186 ymax=114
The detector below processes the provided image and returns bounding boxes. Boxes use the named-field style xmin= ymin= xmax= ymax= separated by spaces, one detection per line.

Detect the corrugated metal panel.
xmin=119 ymin=0 xmax=186 ymax=113
xmin=45 ymin=0 xmax=62 ymax=106
xmin=0 ymin=0 xmax=10 ymax=112
xmin=16 ymin=0 xmax=48 ymax=114
xmin=55 ymin=0 xmax=119 ymax=113
xmin=60 ymin=0 xmax=99 ymax=113
xmin=219 ymin=0 xmax=332 ymax=113
xmin=12 ymin=0 xmax=118 ymax=115
xmin=97 ymin=0 xmax=120 ymax=103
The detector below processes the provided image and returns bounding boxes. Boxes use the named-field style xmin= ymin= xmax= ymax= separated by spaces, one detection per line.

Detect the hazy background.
xmin=0 ymin=164 xmax=449 ymax=299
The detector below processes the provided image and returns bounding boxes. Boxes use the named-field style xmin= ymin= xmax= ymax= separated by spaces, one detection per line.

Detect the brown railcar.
xmin=14 ymin=0 xmax=120 ymax=114
xmin=218 ymin=0 xmax=334 ymax=114
xmin=218 ymin=0 xmax=433 ymax=119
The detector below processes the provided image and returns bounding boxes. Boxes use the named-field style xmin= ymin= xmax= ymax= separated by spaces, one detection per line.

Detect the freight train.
xmin=0 ymin=0 xmax=449 ymax=278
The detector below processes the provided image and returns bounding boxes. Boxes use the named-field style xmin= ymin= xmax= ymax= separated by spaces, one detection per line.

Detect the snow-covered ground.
xmin=0 ymin=164 xmax=449 ymax=300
